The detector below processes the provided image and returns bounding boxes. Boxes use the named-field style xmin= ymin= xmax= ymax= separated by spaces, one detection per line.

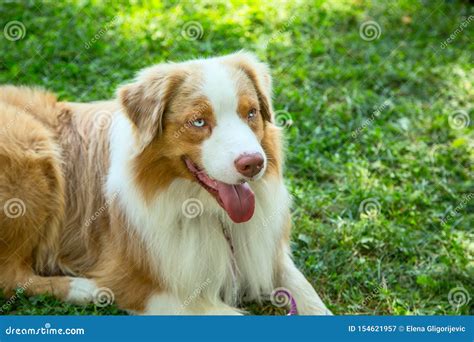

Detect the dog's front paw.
xmin=66 ymin=278 xmax=99 ymax=304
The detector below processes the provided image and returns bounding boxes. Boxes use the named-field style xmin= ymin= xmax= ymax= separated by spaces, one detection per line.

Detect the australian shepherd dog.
xmin=0 ymin=52 xmax=331 ymax=315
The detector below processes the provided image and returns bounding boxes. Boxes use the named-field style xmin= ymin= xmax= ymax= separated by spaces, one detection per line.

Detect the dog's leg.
xmin=0 ymin=102 xmax=84 ymax=305
xmin=0 ymin=263 xmax=99 ymax=308
xmin=29 ymin=276 xmax=98 ymax=304
xmin=142 ymin=292 xmax=242 ymax=315
xmin=276 ymin=251 xmax=332 ymax=315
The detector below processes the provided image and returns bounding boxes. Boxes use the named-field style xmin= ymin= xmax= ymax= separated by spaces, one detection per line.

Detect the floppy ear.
xmin=118 ymin=64 xmax=185 ymax=150
xmin=223 ymin=51 xmax=274 ymax=123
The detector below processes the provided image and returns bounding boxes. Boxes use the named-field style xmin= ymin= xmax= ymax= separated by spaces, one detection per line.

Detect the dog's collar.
xmin=221 ymin=222 xmax=238 ymax=303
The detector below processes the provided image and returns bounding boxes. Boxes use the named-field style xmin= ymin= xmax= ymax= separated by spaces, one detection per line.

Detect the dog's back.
xmin=0 ymin=86 xmax=61 ymax=128
xmin=0 ymin=86 xmax=118 ymax=302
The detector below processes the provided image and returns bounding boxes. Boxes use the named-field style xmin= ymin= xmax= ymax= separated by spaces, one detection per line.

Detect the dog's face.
xmin=119 ymin=52 xmax=279 ymax=223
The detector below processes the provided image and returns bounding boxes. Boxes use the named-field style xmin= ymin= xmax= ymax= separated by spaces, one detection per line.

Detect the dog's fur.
xmin=0 ymin=52 xmax=330 ymax=315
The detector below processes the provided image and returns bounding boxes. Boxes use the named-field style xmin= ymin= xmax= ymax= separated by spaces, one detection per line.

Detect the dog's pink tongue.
xmin=216 ymin=182 xmax=255 ymax=223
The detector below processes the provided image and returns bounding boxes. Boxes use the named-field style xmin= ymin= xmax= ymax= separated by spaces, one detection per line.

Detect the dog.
xmin=0 ymin=52 xmax=331 ymax=315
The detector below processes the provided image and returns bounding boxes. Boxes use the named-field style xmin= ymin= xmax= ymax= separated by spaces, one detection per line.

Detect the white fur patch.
xmin=144 ymin=292 xmax=187 ymax=315
xmin=200 ymin=61 xmax=266 ymax=184
xmin=67 ymin=278 xmax=99 ymax=304
xmin=144 ymin=292 xmax=242 ymax=315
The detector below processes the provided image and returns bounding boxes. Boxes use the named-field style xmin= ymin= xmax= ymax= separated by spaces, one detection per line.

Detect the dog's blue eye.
xmin=248 ymin=109 xmax=257 ymax=120
xmin=192 ymin=119 xmax=206 ymax=127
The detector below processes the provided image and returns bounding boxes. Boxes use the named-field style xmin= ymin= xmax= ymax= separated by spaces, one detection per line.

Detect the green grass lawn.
xmin=0 ymin=0 xmax=472 ymax=315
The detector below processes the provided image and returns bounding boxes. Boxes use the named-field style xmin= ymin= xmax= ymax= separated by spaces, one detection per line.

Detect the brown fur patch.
xmin=119 ymin=65 xmax=189 ymax=151
xmin=262 ymin=124 xmax=284 ymax=178
xmin=221 ymin=53 xmax=274 ymax=123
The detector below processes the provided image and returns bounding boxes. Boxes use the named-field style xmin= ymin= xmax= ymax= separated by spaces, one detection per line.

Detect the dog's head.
xmin=118 ymin=52 xmax=282 ymax=223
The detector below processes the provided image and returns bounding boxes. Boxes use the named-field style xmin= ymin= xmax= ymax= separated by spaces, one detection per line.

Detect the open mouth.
xmin=183 ymin=157 xmax=255 ymax=223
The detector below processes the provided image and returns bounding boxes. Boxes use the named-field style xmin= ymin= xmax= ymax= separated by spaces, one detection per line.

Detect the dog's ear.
xmin=118 ymin=64 xmax=186 ymax=150
xmin=222 ymin=51 xmax=274 ymax=123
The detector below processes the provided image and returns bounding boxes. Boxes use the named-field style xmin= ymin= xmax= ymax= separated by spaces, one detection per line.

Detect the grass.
xmin=0 ymin=0 xmax=472 ymax=315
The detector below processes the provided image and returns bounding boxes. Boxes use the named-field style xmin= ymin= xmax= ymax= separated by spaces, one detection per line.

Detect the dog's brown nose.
xmin=235 ymin=153 xmax=264 ymax=178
